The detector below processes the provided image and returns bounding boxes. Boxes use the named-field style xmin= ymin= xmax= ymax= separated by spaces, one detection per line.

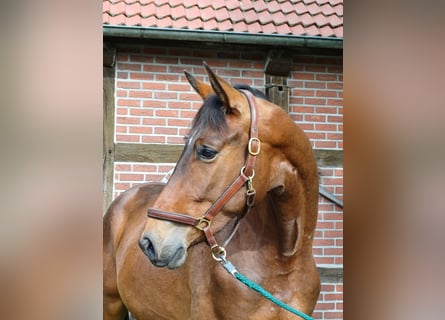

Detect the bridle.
xmin=147 ymin=90 xmax=261 ymax=259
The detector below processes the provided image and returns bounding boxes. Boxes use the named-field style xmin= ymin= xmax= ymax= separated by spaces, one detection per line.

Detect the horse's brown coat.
xmin=103 ymin=65 xmax=320 ymax=319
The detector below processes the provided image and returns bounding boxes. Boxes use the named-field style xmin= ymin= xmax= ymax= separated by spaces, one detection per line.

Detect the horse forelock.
xmin=189 ymin=94 xmax=228 ymax=138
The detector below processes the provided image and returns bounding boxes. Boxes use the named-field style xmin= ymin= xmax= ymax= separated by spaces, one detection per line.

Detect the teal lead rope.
xmin=219 ymin=258 xmax=314 ymax=320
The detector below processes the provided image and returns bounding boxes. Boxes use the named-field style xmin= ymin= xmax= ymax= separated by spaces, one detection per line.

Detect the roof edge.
xmin=103 ymin=25 xmax=343 ymax=49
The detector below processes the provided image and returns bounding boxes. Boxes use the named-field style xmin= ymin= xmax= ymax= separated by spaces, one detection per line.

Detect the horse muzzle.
xmin=138 ymin=232 xmax=187 ymax=269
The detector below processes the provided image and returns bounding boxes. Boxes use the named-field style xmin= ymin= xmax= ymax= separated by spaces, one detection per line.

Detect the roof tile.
xmin=247 ymin=21 xmax=262 ymax=34
xmin=295 ymin=2 xmax=308 ymax=14
xmin=103 ymin=12 xmax=110 ymax=24
xmin=272 ymin=10 xmax=287 ymax=26
xmin=252 ymin=0 xmax=267 ymax=12
xmin=258 ymin=10 xmax=274 ymax=25
xmin=329 ymin=15 xmax=343 ymax=28
xmin=292 ymin=24 xmax=305 ymax=35
xmin=215 ymin=7 xmax=230 ymax=22
xmin=126 ymin=14 xmax=142 ymax=26
xmin=230 ymin=8 xmax=244 ymax=23
xmin=156 ymin=3 xmax=170 ymax=19
xmin=186 ymin=5 xmax=201 ymax=20
xmin=156 ymin=0 xmax=170 ymax=6
xmin=140 ymin=3 xmax=155 ymax=17
xmin=157 ymin=16 xmax=172 ymax=28
xmin=333 ymin=4 xmax=343 ymax=15
xmin=280 ymin=1 xmax=295 ymax=14
xmin=198 ymin=0 xmax=213 ymax=8
xmin=108 ymin=14 xmax=126 ymax=25
xmin=319 ymin=25 xmax=335 ymax=37
xmin=315 ymin=0 xmax=330 ymax=4
xmin=275 ymin=23 xmax=291 ymax=35
xmin=218 ymin=19 xmax=234 ymax=31
xmin=300 ymin=13 xmax=314 ymax=27
xmin=170 ymin=5 xmax=185 ymax=20
xmin=286 ymin=11 xmax=301 ymax=27
xmin=201 ymin=6 xmax=215 ymax=21
xmin=313 ymin=13 xmax=330 ymax=28
xmin=126 ymin=2 xmax=141 ymax=17
xmin=103 ymin=1 xmax=110 ymax=13
xmin=204 ymin=18 xmax=218 ymax=30
xmin=142 ymin=15 xmax=157 ymax=27
xmin=225 ymin=0 xmax=240 ymax=11
xmin=240 ymin=1 xmax=254 ymax=11
xmin=320 ymin=3 xmax=335 ymax=15
xmin=267 ymin=1 xmax=282 ymax=13
xmin=172 ymin=16 xmax=188 ymax=29
xmin=169 ymin=0 xmax=184 ymax=7
xmin=103 ymin=0 xmax=343 ymax=38
xmin=187 ymin=17 xmax=203 ymax=30
xmin=307 ymin=3 xmax=322 ymax=15
xmin=261 ymin=23 xmax=277 ymax=34
xmin=109 ymin=2 xmax=125 ymax=16
xmin=233 ymin=20 xmax=248 ymax=33
xmin=211 ymin=2 xmax=225 ymax=10
xmin=333 ymin=26 xmax=343 ymax=37
xmin=244 ymin=9 xmax=258 ymax=25
xmin=304 ymin=24 xmax=319 ymax=36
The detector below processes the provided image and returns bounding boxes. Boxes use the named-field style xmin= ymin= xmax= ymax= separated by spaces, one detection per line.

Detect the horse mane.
xmin=234 ymin=84 xmax=269 ymax=101
xmin=189 ymin=84 xmax=268 ymax=139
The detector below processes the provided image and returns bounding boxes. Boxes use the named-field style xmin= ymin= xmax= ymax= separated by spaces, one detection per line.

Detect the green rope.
xmin=219 ymin=258 xmax=314 ymax=320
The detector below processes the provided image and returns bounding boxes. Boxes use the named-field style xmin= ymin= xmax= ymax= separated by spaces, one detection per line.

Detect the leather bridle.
xmin=147 ymin=90 xmax=261 ymax=258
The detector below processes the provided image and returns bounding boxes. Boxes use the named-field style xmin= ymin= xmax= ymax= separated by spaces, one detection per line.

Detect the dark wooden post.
xmin=103 ymin=43 xmax=116 ymax=214
xmin=265 ymin=75 xmax=289 ymax=113
xmin=264 ymin=50 xmax=292 ymax=113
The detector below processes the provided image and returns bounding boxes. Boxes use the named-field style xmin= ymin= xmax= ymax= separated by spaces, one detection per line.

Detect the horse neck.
xmin=247 ymin=102 xmax=319 ymax=258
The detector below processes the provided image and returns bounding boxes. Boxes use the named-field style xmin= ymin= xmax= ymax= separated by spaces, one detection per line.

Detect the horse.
xmin=103 ymin=63 xmax=320 ymax=319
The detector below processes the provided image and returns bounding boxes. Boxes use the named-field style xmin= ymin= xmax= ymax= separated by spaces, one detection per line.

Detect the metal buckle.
xmin=211 ymin=245 xmax=227 ymax=261
xmin=195 ymin=217 xmax=211 ymax=231
xmin=240 ymin=166 xmax=255 ymax=180
xmin=248 ymin=137 xmax=261 ymax=156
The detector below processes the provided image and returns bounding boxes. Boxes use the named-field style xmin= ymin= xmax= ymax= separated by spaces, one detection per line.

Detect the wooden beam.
xmin=103 ymin=43 xmax=116 ymax=68
xmin=314 ymin=149 xmax=343 ymax=167
xmin=265 ymin=75 xmax=289 ymax=113
xmin=114 ymin=143 xmax=184 ymax=163
xmin=114 ymin=143 xmax=343 ymax=168
xmin=103 ymin=66 xmax=115 ymax=213
xmin=264 ymin=50 xmax=292 ymax=76
xmin=317 ymin=267 xmax=343 ymax=283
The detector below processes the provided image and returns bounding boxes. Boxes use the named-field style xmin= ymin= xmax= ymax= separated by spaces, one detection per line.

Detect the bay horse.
xmin=103 ymin=63 xmax=320 ymax=319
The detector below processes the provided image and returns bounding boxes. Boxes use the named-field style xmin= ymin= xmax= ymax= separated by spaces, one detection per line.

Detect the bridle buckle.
xmin=195 ymin=216 xmax=211 ymax=231
xmin=248 ymin=137 xmax=261 ymax=156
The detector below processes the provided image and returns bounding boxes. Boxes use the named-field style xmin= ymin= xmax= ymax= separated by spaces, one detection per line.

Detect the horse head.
xmin=139 ymin=63 xmax=319 ymax=269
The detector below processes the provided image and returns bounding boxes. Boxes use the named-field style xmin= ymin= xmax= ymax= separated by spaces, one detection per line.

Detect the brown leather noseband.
xmin=147 ymin=90 xmax=261 ymax=257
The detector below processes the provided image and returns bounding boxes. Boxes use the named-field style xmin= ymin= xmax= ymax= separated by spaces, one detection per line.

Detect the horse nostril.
xmin=139 ymin=235 xmax=156 ymax=262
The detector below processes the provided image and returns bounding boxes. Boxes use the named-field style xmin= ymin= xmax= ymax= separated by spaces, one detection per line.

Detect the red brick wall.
xmin=111 ymin=43 xmax=343 ymax=319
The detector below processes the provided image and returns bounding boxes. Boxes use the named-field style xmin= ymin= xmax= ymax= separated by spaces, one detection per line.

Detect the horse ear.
xmin=184 ymin=71 xmax=213 ymax=100
xmin=203 ymin=62 xmax=246 ymax=115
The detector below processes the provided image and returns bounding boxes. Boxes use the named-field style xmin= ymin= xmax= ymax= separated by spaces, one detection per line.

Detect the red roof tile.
xmin=215 ymin=7 xmax=230 ymax=22
xmin=103 ymin=0 xmax=343 ymax=38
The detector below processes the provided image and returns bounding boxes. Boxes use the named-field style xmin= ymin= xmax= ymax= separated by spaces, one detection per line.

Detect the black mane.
xmin=234 ymin=84 xmax=269 ymax=101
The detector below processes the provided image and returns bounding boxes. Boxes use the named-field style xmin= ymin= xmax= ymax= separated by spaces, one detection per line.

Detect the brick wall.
xmin=111 ymin=43 xmax=343 ymax=319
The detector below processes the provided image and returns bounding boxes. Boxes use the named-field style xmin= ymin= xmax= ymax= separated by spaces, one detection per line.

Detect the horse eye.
xmin=196 ymin=145 xmax=218 ymax=161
